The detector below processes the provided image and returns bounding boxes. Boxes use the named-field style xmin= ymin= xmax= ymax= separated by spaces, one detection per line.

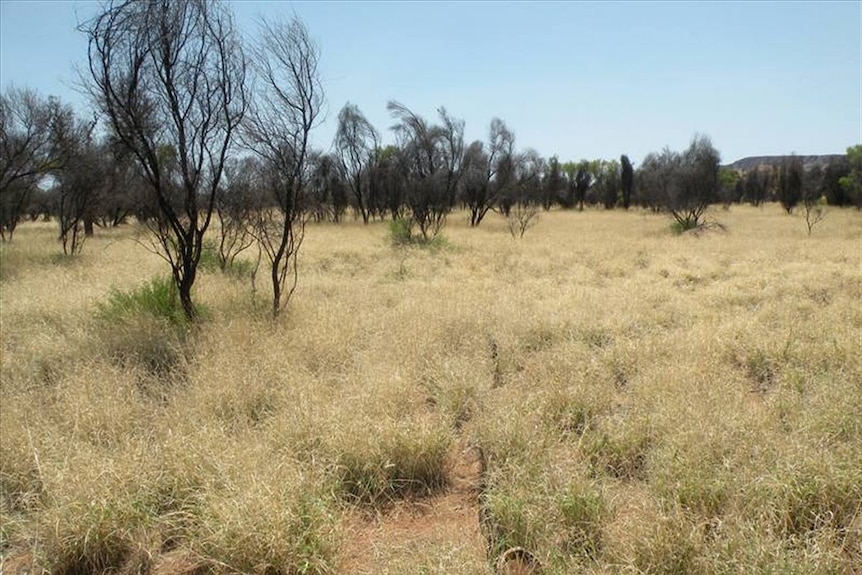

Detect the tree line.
xmin=2 ymin=0 xmax=860 ymax=319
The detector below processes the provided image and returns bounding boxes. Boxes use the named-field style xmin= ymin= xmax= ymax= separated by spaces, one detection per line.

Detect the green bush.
xmin=388 ymin=217 xmax=448 ymax=249
xmin=388 ymin=217 xmax=415 ymax=246
xmin=199 ymin=238 xmax=257 ymax=280
xmin=484 ymin=491 xmax=533 ymax=557
xmin=98 ymin=276 xmax=188 ymax=327
xmin=95 ymin=277 xmax=194 ymax=388
xmin=670 ymin=217 xmax=700 ymax=235
xmin=224 ymin=257 xmax=256 ymax=280
xmin=198 ymin=239 xmax=221 ymax=273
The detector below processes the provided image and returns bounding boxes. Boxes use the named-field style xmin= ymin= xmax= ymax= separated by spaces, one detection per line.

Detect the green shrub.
xmin=98 ymin=276 xmax=188 ymax=327
xmin=482 ymin=489 xmax=535 ymax=558
xmin=388 ymin=217 xmax=414 ymax=246
xmin=224 ymin=257 xmax=256 ymax=280
xmin=95 ymin=277 xmax=194 ymax=388
xmin=670 ymin=217 xmax=700 ymax=235
xmin=388 ymin=217 xmax=448 ymax=249
xmin=198 ymin=239 xmax=221 ymax=273
xmin=199 ymin=238 xmax=257 ymax=280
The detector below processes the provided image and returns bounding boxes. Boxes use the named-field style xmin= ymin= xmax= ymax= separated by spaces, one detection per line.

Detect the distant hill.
xmin=725 ymin=154 xmax=846 ymax=172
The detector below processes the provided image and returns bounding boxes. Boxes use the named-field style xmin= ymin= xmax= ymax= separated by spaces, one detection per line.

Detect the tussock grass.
xmin=1 ymin=206 xmax=860 ymax=573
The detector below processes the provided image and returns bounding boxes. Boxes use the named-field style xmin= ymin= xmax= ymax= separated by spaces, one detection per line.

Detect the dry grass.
xmin=1 ymin=205 xmax=860 ymax=574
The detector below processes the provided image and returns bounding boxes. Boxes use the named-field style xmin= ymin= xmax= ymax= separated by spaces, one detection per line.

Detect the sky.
xmin=1 ymin=1 xmax=859 ymax=166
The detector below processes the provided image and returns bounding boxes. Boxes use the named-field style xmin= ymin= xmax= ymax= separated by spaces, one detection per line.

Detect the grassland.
xmin=1 ymin=205 xmax=860 ymax=574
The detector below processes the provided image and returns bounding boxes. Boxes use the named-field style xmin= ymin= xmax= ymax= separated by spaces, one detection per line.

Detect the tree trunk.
xmin=179 ymin=283 xmax=195 ymax=320
xmin=271 ymin=262 xmax=282 ymax=319
xmin=178 ymin=265 xmax=196 ymax=321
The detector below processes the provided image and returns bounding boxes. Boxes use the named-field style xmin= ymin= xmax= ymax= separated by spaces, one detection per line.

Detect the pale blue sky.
xmin=1 ymin=1 xmax=859 ymax=165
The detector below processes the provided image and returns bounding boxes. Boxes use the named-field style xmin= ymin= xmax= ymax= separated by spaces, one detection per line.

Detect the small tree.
xmin=561 ymin=160 xmax=592 ymax=211
xmin=514 ymin=148 xmax=545 ymax=205
xmin=46 ymin=98 xmax=103 ymax=255
xmin=460 ymin=140 xmax=487 ymax=219
xmin=369 ymin=145 xmax=405 ymax=221
xmin=308 ymin=151 xmax=348 ymax=222
xmin=92 ymin=142 xmax=148 ymax=228
xmin=639 ymin=135 xmax=720 ymax=230
xmin=777 ymin=155 xmax=804 ymax=214
xmin=717 ymin=167 xmax=741 ymax=207
xmin=801 ymin=165 xmax=825 ymax=235
xmin=638 ymin=148 xmax=678 ymax=213
xmin=388 ymin=101 xmax=464 ymax=242
xmin=743 ymin=167 xmax=771 ymax=206
xmin=506 ymin=201 xmax=539 ymax=238
xmin=620 ymin=154 xmax=634 ymax=210
xmin=499 ymin=150 xmax=540 ymax=236
xmin=544 ymin=155 xmax=563 ymax=210
xmin=215 ymin=156 xmax=263 ymax=270
xmin=0 ymin=87 xmax=53 ymax=241
xmin=462 ymin=118 xmax=516 ymax=226
xmin=597 ymin=159 xmax=621 ymax=209
xmin=838 ymin=145 xmax=862 ymax=207
xmin=84 ymin=0 xmax=248 ymax=320
xmin=672 ymin=134 xmax=720 ymax=229
xmin=802 ymin=195 xmax=825 ymax=236
xmin=334 ymin=102 xmax=379 ymax=224
xmin=821 ymin=157 xmax=850 ymax=206
xmin=242 ymin=15 xmax=323 ymax=318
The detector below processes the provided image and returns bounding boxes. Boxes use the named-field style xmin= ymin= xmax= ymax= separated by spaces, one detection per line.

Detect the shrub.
xmin=482 ymin=488 xmax=535 ymax=558
xmin=95 ymin=277 xmax=195 ymax=390
xmin=223 ymin=257 xmax=256 ymax=280
xmin=98 ymin=276 xmax=189 ymax=328
xmin=388 ymin=216 xmax=448 ymax=249
xmin=670 ymin=217 xmax=700 ymax=235
xmin=199 ymin=238 xmax=256 ymax=279
xmin=388 ymin=217 xmax=414 ymax=246
xmin=198 ymin=239 xmax=221 ymax=273
xmin=506 ymin=203 xmax=539 ymax=238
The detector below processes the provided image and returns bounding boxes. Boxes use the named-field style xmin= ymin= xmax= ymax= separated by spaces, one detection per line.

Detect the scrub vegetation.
xmin=1 ymin=204 xmax=860 ymax=574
